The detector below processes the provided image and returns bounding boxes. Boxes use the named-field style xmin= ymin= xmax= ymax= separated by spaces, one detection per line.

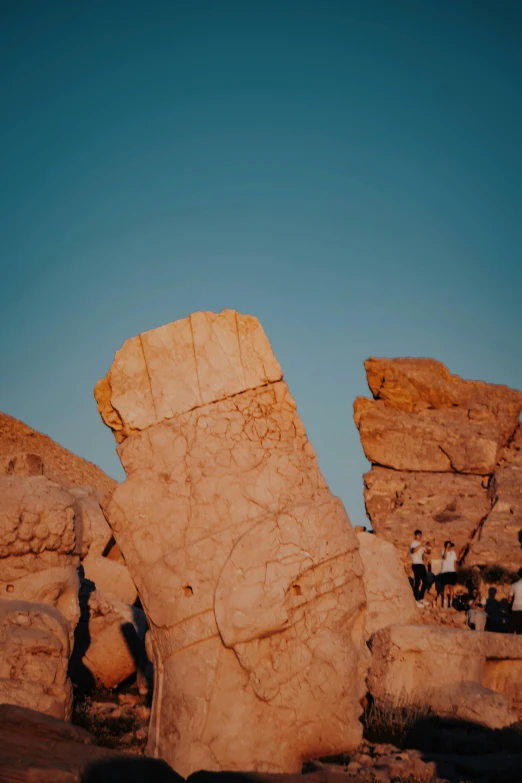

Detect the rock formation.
xmin=95 ymin=309 xmax=366 ymax=777
xmin=467 ymin=424 xmax=522 ymax=569
xmin=0 ymin=412 xmax=116 ymax=497
xmin=0 ymin=600 xmax=73 ymax=720
xmin=355 ymin=358 xmax=522 ymax=570
xmin=71 ymin=590 xmax=148 ymax=690
xmin=0 ymin=419 xmax=144 ymax=705
xmin=368 ymin=624 xmax=522 ymax=729
xmin=356 ymin=532 xmax=419 ymax=637
xmin=0 ymin=475 xmax=81 ymax=633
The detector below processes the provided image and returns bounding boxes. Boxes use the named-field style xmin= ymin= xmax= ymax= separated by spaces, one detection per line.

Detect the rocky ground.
xmin=63 ymin=681 xmax=522 ymax=783
xmin=72 ymin=685 xmax=151 ymax=754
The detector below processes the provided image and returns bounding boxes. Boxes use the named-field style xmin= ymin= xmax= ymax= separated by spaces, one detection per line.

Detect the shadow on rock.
xmin=82 ymin=756 xmax=185 ymax=782
xmin=68 ymin=568 xmax=96 ymax=690
xmin=405 ymin=716 xmax=522 ymax=783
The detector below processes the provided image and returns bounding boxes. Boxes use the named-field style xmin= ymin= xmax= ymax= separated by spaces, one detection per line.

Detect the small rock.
xmin=134 ymin=705 xmax=150 ymax=721
xmin=135 ymin=727 xmax=148 ymax=741
xmin=118 ymin=693 xmax=140 ymax=706
xmin=119 ymin=732 xmax=135 ymax=746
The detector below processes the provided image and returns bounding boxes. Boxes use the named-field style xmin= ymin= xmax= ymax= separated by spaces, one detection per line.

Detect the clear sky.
xmin=1 ymin=0 xmax=521 ymax=527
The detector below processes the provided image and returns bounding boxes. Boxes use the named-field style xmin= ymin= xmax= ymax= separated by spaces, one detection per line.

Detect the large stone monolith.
xmin=95 ymin=309 xmax=366 ymax=777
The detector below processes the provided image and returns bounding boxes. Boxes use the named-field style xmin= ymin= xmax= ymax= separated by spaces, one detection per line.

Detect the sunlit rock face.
xmin=95 ymin=309 xmax=366 ymax=777
xmin=0 ymin=600 xmax=73 ymax=720
xmin=354 ymin=357 xmax=522 ymax=569
xmin=0 ymin=475 xmax=81 ymax=633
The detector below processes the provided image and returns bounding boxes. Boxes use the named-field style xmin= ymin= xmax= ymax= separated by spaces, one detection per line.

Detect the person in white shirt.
xmin=508 ymin=569 xmax=522 ymax=634
xmin=410 ymin=529 xmax=430 ymax=605
xmin=441 ymin=540 xmax=458 ymax=609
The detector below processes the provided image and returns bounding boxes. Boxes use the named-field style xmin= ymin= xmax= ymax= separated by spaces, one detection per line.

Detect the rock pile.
xmin=0 ymin=420 xmax=146 ymax=719
xmin=95 ymin=309 xmax=367 ymax=777
xmin=354 ymin=358 xmax=522 ymax=570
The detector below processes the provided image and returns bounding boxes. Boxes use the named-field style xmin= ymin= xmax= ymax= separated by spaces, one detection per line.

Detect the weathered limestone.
xmin=363 ymin=468 xmax=491 ymax=566
xmin=0 ymin=601 xmax=73 ymax=720
xmin=72 ymin=590 xmax=147 ymax=690
xmin=355 ymin=358 xmax=522 ymax=571
xmin=355 ymin=398 xmax=501 ymax=474
xmin=368 ymin=624 xmax=522 ymax=729
xmin=0 ymin=475 xmax=77 ymax=570
xmin=69 ymin=485 xmax=112 ymax=559
xmin=96 ymin=310 xmax=366 ymax=776
xmin=0 ymin=475 xmax=80 ymax=718
xmin=468 ymin=425 xmax=522 ymax=570
xmin=364 ymin=357 xmax=522 ymax=447
xmin=357 ymin=532 xmax=419 ymax=636
xmin=0 ymin=411 xmax=117 ymax=496
xmin=95 ymin=309 xmax=283 ymax=442
xmin=1 ymin=565 xmax=80 ymax=631
xmin=0 ymin=418 xmax=146 ymax=699
xmin=82 ymin=555 xmax=137 ymax=606
xmin=0 ymin=451 xmax=43 ymax=476
xmin=0 ymin=475 xmax=81 ymax=633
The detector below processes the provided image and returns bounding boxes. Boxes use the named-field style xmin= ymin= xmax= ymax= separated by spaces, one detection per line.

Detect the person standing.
xmin=410 ymin=530 xmax=430 ymax=606
xmin=441 ymin=541 xmax=458 ymax=608
xmin=508 ymin=569 xmax=522 ymax=634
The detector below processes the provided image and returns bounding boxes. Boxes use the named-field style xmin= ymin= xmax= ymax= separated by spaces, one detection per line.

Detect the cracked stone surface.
xmin=356 ymin=532 xmax=419 ymax=636
xmin=354 ymin=398 xmax=501 ymax=474
xmin=0 ymin=600 xmax=73 ymax=720
xmin=0 ymin=475 xmax=81 ymax=630
xmin=368 ymin=624 xmax=522 ymax=729
xmin=364 ymin=357 xmax=522 ymax=448
xmin=96 ymin=310 xmax=366 ymax=777
xmin=363 ymin=468 xmax=491 ymax=566
xmin=355 ymin=358 xmax=522 ymax=571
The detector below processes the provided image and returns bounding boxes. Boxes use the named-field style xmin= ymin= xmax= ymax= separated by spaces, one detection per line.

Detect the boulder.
xmin=368 ymin=624 xmax=522 ymax=728
xmin=94 ymin=308 xmax=283 ymax=442
xmin=82 ymin=554 xmax=137 ymax=605
xmin=71 ymin=589 xmax=148 ymax=690
xmin=68 ymin=485 xmax=112 ymax=559
xmin=363 ymin=467 xmax=491 ymax=566
xmin=364 ymin=357 xmax=522 ymax=446
xmin=0 ymin=600 xmax=73 ymax=720
xmin=357 ymin=532 xmax=419 ymax=635
xmin=95 ymin=310 xmax=367 ymax=776
xmin=0 ymin=703 xmax=172 ymax=783
xmin=355 ymin=398 xmax=501 ymax=474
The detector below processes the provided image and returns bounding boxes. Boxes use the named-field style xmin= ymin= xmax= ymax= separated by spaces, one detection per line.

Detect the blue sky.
xmin=1 ymin=0 xmax=521 ymax=526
